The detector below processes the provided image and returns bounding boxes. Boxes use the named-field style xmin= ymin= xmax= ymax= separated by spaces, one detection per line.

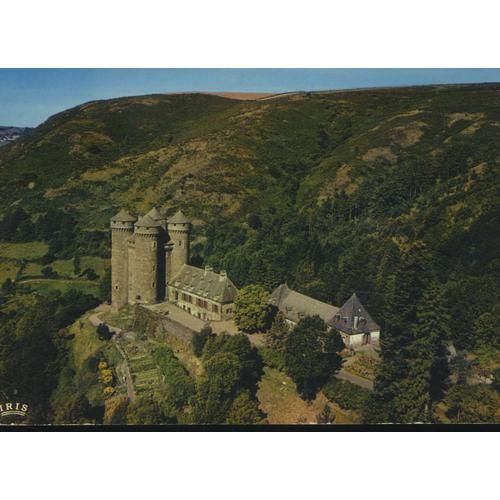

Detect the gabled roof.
xmin=135 ymin=214 xmax=161 ymax=228
xmin=168 ymin=210 xmax=191 ymax=224
xmin=170 ymin=265 xmax=237 ymax=304
xmin=327 ymin=293 xmax=380 ymax=334
xmin=111 ymin=208 xmax=137 ymax=222
xmin=146 ymin=207 xmax=165 ymax=221
xmin=269 ymin=284 xmax=339 ymax=324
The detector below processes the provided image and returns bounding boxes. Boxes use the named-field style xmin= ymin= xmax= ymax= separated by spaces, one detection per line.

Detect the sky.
xmin=1 ymin=68 xmax=500 ymax=127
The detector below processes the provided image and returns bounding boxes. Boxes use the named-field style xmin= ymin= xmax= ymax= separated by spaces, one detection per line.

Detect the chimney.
xmin=219 ymin=270 xmax=227 ymax=281
xmin=204 ymin=265 xmax=213 ymax=275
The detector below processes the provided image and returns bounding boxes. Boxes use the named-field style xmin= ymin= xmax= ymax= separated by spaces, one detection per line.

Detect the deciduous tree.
xmin=284 ymin=315 xmax=343 ymax=400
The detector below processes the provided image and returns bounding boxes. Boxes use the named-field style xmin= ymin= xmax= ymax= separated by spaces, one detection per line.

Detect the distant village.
xmin=0 ymin=126 xmax=31 ymax=147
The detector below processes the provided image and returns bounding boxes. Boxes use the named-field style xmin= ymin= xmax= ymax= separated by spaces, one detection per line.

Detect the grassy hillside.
xmin=0 ymin=85 xmax=497 ymax=227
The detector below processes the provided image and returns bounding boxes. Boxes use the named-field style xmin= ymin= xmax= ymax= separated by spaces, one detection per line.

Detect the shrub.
xmin=84 ymin=268 xmax=98 ymax=281
xmin=316 ymin=404 xmax=335 ymax=424
xmin=99 ymin=369 xmax=114 ymax=385
xmin=151 ymin=345 xmax=195 ymax=411
xmin=85 ymin=353 xmax=101 ymax=372
xmin=96 ymin=323 xmax=113 ymax=341
xmin=103 ymin=386 xmax=115 ymax=397
xmin=41 ymin=266 xmax=58 ymax=278
xmin=103 ymin=394 xmax=129 ymax=424
xmin=192 ymin=325 xmax=214 ymax=357
xmin=226 ymin=390 xmax=267 ymax=424
xmin=323 ymin=378 xmax=370 ymax=411
xmin=258 ymin=346 xmax=286 ymax=371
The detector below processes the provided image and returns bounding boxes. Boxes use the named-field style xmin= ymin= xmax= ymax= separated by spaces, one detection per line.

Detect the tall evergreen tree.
xmin=364 ymin=242 xmax=436 ymax=423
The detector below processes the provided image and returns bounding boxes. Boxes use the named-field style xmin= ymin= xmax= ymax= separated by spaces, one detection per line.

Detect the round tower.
xmin=167 ymin=210 xmax=191 ymax=280
xmin=146 ymin=206 xmax=168 ymax=300
xmin=132 ymin=214 xmax=161 ymax=304
xmin=110 ymin=209 xmax=136 ymax=311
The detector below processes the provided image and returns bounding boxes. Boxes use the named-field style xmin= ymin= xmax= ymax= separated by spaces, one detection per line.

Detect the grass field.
xmin=21 ymin=256 xmax=108 ymax=280
xmin=0 ymin=241 xmax=48 ymax=260
xmin=257 ymin=367 xmax=361 ymax=424
xmin=0 ymin=239 xmax=106 ymax=298
xmin=21 ymin=278 xmax=100 ymax=295
xmin=0 ymin=260 xmax=20 ymax=281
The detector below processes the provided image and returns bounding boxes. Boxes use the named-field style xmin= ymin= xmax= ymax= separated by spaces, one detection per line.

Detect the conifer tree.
xmin=266 ymin=312 xmax=289 ymax=352
xmin=364 ymin=242 xmax=437 ymax=423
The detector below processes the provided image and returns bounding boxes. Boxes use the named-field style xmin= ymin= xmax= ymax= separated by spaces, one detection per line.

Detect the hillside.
xmin=0 ymin=84 xmax=499 ymax=343
xmin=0 ymin=85 xmax=497 ymax=226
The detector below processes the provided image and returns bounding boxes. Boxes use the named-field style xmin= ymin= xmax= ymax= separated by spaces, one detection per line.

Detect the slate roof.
xmin=135 ymin=214 xmax=161 ymax=228
xmin=168 ymin=210 xmax=191 ymax=224
xmin=327 ymin=293 xmax=380 ymax=334
xmin=170 ymin=265 xmax=238 ymax=304
xmin=111 ymin=209 xmax=137 ymax=222
xmin=146 ymin=207 xmax=164 ymax=221
xmin=269 ymin=284 xmax=339 ymax=324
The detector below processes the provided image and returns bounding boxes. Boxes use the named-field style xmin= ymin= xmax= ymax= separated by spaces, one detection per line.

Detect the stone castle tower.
xmin=166 ymin=210 xmax=191 ymax=283
xmin=110 ymin=209 xmax=136 ymax=310
xmin=110 ymin=207 xmax=191 ymax=311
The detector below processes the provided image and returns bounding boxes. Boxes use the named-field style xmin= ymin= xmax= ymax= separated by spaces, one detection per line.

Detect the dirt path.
xmin=335 ymin=369 xmax=374 ymax=391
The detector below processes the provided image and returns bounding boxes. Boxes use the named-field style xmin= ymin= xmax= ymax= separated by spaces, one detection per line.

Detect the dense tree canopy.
xmin=284 ymin=315 xmax=344 ymax=400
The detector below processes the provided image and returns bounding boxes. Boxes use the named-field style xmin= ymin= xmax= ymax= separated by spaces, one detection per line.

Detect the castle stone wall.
xmin=132 ymin=232 xmax=159 ymax=304
xmin=111 ymin=225 xmax=133 ymax=311
xmin=168 ymin=223 xmax=190 ymax=279
xmin=133 ymin=305 xmax=194 ymax=348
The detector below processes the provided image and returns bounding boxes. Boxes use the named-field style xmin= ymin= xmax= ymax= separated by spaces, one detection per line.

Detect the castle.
xmin=110 ymin=207 xmax=238 ymax=321
xmin=111 ymin=206 xmax=380 ymax=348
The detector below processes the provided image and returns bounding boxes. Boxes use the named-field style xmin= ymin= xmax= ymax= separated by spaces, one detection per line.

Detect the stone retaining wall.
xmin=133 ymin=305 xmax=194 ymax=348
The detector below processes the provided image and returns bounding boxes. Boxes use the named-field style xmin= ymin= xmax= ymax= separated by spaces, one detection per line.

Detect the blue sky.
xmin=1 ymin=68 xmax=500 ymax=127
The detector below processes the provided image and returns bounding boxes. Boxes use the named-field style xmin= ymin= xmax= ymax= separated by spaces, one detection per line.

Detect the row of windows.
xmin=179 ymin=291 xmax=219 ymax=313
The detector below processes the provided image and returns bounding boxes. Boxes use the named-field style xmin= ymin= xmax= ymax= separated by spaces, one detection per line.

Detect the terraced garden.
xmin=119 ymin=337 xmax=162 ymax=394
xmin=344 ymin=352 xmax=380 ymax=381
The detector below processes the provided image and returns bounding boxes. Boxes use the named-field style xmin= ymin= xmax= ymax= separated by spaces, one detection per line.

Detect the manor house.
xmin=270 ymin=284 xmax=380 ymax=349
xmin=110 ymin=207 xmax=237 ymax=321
